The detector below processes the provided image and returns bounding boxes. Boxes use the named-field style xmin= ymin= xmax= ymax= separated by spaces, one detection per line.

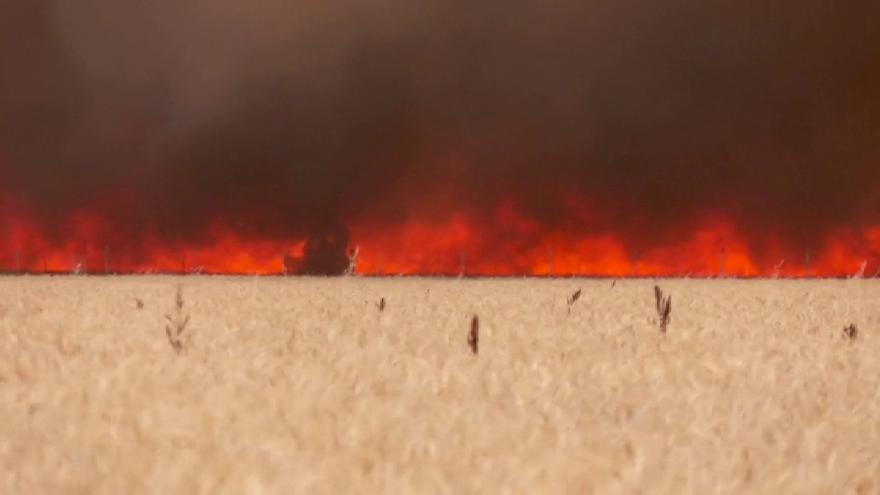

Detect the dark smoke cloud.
xmin=2 ymin=0 xmax=879 ymax=271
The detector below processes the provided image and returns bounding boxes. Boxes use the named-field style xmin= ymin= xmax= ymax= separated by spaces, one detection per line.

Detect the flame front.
xmin=2 ymin=199 xmax=878 ymax=277
xmin=3 ymin=2 xmax=880 ymax=277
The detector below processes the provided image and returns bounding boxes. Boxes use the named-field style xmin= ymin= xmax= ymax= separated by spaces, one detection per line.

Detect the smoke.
xmin=2 ymin=0 xmax=880 ymax=272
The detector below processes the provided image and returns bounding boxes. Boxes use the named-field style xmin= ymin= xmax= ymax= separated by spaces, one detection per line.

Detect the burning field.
xmin=3 ymin=2 xmax=880 ymax=490
xmin=1 ymin=276 xmax=879 ymax=493
xmin=3 ymin=1 xmax=880 ymax=277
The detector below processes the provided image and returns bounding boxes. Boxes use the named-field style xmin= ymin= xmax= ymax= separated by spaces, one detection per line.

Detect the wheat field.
xmin=0 ymin=276 xmax=878 ymax=494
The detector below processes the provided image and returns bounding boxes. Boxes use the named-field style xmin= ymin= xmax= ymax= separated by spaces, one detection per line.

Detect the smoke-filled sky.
xmin=1 ymin=1 xmax=879 ymax=273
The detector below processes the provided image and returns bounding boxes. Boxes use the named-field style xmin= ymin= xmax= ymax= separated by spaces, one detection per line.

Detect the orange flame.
xmin=1 ymin=198 xmax=878 ymax=277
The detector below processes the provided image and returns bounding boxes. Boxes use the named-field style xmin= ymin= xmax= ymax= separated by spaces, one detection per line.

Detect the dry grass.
xmin=0 ymin=276 xmax=879 ymax=494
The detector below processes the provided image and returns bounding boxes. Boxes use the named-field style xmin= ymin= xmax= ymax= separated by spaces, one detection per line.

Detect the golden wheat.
xmin=0 ymin=277 xmax=878 ymax=494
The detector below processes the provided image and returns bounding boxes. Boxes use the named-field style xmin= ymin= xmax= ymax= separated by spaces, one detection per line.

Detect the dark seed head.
xmin=468 ymin=315 xmax=479 ymax=355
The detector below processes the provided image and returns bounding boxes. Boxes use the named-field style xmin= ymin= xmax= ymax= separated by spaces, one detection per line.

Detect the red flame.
xmin=1 ymin=196 xmax=878 ymax=277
